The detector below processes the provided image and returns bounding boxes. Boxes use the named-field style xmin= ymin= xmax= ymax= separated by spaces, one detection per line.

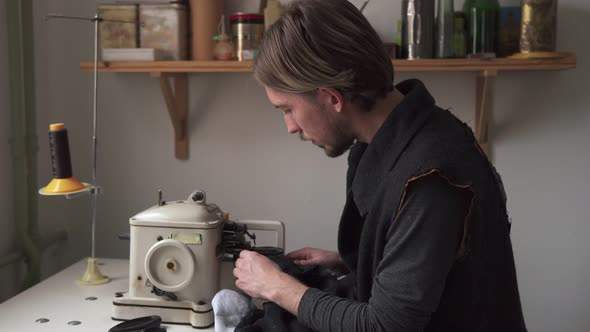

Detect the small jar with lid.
xmin=230 ymin=13 xmax=265 ymax=61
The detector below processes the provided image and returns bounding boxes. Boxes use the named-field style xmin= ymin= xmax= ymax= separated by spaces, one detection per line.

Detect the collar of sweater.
xmin=348 ymin=79 xmax=436 ymax=217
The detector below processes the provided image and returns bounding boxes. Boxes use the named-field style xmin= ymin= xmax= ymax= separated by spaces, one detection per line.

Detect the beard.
xmin=299 ymin=129 xmax=353 ymax=158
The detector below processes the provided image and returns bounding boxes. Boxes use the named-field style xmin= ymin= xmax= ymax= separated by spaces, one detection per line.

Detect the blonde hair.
xmin=254 ymin=0 xmax=394 ymax=111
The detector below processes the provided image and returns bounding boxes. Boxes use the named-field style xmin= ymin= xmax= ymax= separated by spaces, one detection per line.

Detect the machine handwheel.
xmin=145 ymin=239 xmax=196 ymax=292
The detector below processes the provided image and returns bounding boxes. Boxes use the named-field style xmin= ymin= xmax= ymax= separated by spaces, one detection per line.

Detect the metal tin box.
xmin=97 ymin=5 xmax=139 ymax=50
xmin=520 ymin=0 xmax=558 ymax=53
xmin=140 ymin=4 xmax=188 ymax=60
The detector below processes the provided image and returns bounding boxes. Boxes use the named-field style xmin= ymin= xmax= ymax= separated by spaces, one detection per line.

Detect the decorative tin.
xmin=97 ymin=5 xmax=139 ymax=50
xmin=520 ymin=0 xmax=558 ymax=53
xmin=139 ymin=4 xmax=188 ymax=60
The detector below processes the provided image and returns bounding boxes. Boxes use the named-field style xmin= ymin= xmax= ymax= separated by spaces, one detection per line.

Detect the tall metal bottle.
xmin=435 ymin=0 xmax=455 ymax=58
xmin=402 ymin=0 xmax=435 ymax=59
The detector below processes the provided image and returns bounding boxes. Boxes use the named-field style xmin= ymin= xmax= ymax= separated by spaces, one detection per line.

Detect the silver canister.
xmin=402 ymin=0 xmax=435 ymax=59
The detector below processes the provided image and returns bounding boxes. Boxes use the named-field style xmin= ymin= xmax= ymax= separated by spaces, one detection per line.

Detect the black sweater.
xmin=299 ymin=173 xmax=471 ymax=331
xmin=298 ymin=80 xmax=526 ymax=332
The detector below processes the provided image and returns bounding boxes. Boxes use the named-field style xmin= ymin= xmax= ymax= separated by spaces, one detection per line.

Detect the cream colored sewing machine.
xmin=112 ymin=189 xmax=285 ymax=328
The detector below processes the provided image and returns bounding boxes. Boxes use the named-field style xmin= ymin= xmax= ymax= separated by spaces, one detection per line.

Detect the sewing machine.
xmin=111 ymin=189 xmax=285 ymax=328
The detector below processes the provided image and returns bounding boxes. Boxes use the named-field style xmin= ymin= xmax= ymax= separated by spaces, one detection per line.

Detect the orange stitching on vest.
xmin=396 ymin=169 xmax=475 ymax=259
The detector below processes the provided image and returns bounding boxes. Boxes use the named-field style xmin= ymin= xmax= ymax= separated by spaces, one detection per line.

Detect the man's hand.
xmin=233 ymin=250 xmax=282 ymax=300
xmin=233 ymin=250 xmax=309 ymax=316
xmin=287 ymin=247 xmax=349 ymax=273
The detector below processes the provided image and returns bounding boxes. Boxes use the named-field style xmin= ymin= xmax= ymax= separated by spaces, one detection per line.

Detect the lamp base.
xmin=77 ymin=257 xmax=110 ymax=286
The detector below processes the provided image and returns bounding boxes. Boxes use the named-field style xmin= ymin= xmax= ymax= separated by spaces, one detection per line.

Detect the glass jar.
xmin=463 ymin=0 xmax=500 ymax=57
xmin=213 ymin=33 xmax=234 ymax=60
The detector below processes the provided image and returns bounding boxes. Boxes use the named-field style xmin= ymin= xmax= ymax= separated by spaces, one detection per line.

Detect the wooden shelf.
xmin=80 ymin=53 xmax=576 ymax=73
xmin=81 ymin=60 xmax=254 ymax=73
xmin=79 ymin=53 xmax=577 ymax=160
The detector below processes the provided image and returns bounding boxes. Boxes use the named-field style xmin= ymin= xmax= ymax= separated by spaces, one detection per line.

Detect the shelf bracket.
xmin=475 ymin=69 xmax=497 ymax=156
xmin=152 ymin=72 xmax=188 ymax=160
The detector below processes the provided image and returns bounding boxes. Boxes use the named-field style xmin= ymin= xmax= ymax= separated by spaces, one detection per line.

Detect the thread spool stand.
xmin=41 ymin=13 xmax=137 ymax=285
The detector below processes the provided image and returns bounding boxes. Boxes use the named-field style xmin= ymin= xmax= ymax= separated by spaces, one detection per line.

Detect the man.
xmin=233 ymin=0 xmax=527 ymax=331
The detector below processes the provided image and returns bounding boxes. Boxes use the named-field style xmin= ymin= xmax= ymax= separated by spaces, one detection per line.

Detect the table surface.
xmin=0 ymin=258 xmax=214 ymax=331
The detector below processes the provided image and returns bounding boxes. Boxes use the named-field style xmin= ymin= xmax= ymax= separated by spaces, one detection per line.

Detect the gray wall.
xmin=0 ymin=0 xmax=66 ymax=303
xmin=0 ymin=0 xmax=585 ymax=330
xmin=0 ymin=0 xmax=19 ymax=302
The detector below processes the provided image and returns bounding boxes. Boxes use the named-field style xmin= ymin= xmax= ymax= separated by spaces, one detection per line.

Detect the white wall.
xmin=30 ymin=0 xmax=590 ymax=331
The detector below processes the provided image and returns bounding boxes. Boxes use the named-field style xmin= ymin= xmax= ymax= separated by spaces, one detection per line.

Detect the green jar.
xmin=463 ymin=0 xmax=500 ymax=56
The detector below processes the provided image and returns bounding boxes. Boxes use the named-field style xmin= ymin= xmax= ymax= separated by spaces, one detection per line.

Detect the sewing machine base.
xmin=112 ymin=296 xmax=214 ymax=329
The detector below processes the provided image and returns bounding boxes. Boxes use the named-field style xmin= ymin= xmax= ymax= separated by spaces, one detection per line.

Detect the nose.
xmin=284 ymin=113 xmax=301 ymax=134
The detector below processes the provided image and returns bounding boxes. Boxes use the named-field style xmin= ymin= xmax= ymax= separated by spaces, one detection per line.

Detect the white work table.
xmin=0 ymin=258 xmax=213 ymax=331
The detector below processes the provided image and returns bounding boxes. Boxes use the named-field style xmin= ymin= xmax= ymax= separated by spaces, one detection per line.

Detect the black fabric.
xmin=298 ymin=79 xmax=526 ymax=331
xmin=236 ymin=256 xmax=355 ymax=332
xmin=236 ymin=302 xmax=309 ymax=332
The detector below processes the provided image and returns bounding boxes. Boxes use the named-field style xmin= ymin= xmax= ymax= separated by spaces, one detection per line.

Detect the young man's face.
xmin=265 ymin=86 xmax=353 ymax=158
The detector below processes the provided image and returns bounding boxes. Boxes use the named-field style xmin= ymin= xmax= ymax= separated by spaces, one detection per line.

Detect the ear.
xmin=317 ymin=88 xmax=344 ymax=113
